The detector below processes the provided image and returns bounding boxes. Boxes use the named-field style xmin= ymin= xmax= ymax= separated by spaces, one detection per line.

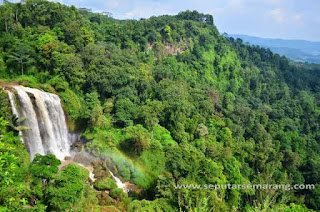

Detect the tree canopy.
xmin=0 ymin=1 xmax=320 ymax=211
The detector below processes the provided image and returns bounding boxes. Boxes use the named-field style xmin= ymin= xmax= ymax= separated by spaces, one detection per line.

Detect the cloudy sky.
xmin=2 ymin=0 xmax=320 ymax=41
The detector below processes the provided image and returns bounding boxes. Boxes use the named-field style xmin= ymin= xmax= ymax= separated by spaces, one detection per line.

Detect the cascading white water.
xmin=7 ymin=86 xmax=72 ymax=160
xmin=6 ymin=85 xmax=129 ymax=191
xmin=109 ymin=171 xmax=126 ymax=190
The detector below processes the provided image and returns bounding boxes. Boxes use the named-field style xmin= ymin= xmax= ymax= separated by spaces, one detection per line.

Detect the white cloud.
xmin=209 ymin=0 xmax=248 ymax=17
xmin=294 ymin=14 xmax=302 ymax=24
xmin=123 ymin=5 xmax=171 ymax=19
xmin=270 ymin=8 xmax=285 ymax=23
xmin=267 ymin=7 xmax=304 ymax=27
xmin=228 ymin=0 xmax=245 ymax=9
xmin=105 ymin=0 xmax=121 ymax=9
xmin=263 ymin=0 xmax=281 ymax=5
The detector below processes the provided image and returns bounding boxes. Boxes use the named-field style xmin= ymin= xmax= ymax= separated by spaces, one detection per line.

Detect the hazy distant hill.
xmin=230 ymin=34 xmax=320 ymax=64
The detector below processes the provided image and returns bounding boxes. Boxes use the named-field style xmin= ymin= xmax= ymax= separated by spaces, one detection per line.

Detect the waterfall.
xmin=6 ymin=85 xmax=130 ymax=191
xmin=7 ymin=86 xmax=72 ymax=160
xmin=109 ymin=171 xmax=126 ymax=189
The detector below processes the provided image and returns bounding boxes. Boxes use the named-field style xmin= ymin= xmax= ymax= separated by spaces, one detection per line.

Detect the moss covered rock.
xmin=94 ymin=177 xmax=117 ymax=191
xmin=110 ymin=188 xmax=128 ymax=201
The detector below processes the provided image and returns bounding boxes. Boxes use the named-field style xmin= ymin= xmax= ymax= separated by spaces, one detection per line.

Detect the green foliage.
xmin=151 ymin=124 xmax=176 ymax=148
xmin=0 ymin=1 xmax=319 ymax=211
xmin=0 ymin=117 xmax=29 ymax=210
xmin=56 ymin=54 xmax=85 ymax=88
xmin=0 ymin=90 xmax=10 ymax=121
xmin=110 ymin=188 xmax=128 ymax=201
xmin=45 ymin=164 xmax=89 ymax=211
xmin=7 ymin=40 xmax=34 ymax=75
xmin=128 ymin=198 xmax=176 ymax=212
xmin=29 ymin=154 xmax=61 ymax=181
xmin=0 ymin=143 xmax=18 ymax=188
xmin=94 ymin=177 xmax=117 ymax=191
xmin=124 ymin=125 xmax=151 ymax=154
xmin=272 ymin=203 xmax=313 ymax=212
xmin=115 ymin=98 xmax=139 ymax=127
xmin=60 ymin=88 xmax=82 ymax=120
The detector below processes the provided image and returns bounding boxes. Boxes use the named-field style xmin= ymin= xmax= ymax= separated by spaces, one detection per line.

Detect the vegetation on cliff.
xmin=1 ymin=0 xmax=320 ymax=211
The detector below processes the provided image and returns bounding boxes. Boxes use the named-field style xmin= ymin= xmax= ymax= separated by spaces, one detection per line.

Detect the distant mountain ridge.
xmin=229 ymin=34 xmax=320 ymax=64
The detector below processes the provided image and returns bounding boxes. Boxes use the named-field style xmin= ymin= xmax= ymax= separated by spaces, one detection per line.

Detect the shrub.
xmin=125 ymin=125 xmax=151 ymax=154
xmin=94 ymin=177 xmax=117 ymax=191
xmin=110 ymin=188 xmax=127 ymax=201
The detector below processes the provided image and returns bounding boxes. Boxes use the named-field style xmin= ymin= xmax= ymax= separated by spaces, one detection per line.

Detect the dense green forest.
xmin=1 ymin=0 xmax=320 ymax=211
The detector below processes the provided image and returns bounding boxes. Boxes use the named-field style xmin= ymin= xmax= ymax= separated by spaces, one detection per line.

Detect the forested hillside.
xmin=1 ymin=0 xmax=320 ymax=211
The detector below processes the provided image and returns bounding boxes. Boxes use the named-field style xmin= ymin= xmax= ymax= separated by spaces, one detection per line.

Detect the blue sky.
xmin=2 ymin=0 xmax=320 ymax=41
